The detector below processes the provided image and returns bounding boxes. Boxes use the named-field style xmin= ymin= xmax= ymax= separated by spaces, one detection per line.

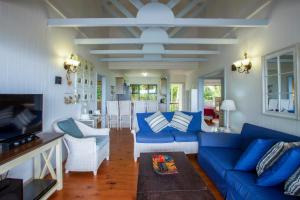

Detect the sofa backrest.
xmin=240 ymin=123 xmax=300 ymax=150
xmin=136 ymin=111 xmax=202 ymax=133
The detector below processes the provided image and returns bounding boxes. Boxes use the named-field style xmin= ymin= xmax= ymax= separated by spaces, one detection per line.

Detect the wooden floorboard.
xmin=49 ymin=128 xmax=223 ymax=200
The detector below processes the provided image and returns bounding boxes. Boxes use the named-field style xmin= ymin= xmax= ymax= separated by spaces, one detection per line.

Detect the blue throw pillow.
xmin=234 ymin=139 xmax=276 ymax=171
xmin=256 ymin=147 xmax=300 ymax=186
xmin=57 ymin=118 xmax=83 ymax=138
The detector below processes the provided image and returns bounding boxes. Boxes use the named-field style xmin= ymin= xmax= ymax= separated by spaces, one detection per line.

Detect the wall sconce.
xmin=64 ymin=54 xmax=80 ymax=85
xmin=231 ymin=53 xmax=252 ymax=74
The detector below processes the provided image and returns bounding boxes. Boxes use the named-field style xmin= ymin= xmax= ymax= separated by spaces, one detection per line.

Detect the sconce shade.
xmin=231 ymin=53 xmax=252 ymax=74
xmin=221 ymin=100 xmax=236 ymax=111
xmin=65 ymin=58 xmax=80 ymax=67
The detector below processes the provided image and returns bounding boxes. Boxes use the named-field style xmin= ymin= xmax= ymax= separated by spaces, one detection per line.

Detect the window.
xmin=263 ymin=45 xmax=299 ymax=119
xmin=130 ymin=84 xmax=157 ymax=101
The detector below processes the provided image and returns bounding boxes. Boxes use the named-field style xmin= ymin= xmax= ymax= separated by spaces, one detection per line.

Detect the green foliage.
xmin=204 ymin=86 xmax=221 ymax=101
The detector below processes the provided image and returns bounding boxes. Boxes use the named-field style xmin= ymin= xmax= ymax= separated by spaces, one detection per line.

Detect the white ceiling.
xmin=46 ymin=0 xmax=272 ymax=76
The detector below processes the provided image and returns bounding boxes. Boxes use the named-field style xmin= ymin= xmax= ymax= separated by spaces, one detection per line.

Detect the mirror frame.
xmin=262 ymin=44 xmax=300 ymax=119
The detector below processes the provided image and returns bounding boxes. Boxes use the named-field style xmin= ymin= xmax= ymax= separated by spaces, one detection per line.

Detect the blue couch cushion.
xmin=240 ymin=123 xmax=300 ymax=150
xmin=136 ymin=131 xmax=174 ymax=143
xmin=235 ymin=139 xmax=276 ymax=171
xmin=226 ymin=171 xmax=298 ymax=200
xmin=57 ymin=118 xmax=83 ymax=138
xmin=198 ymin=147 xmax=242 ymax=195
xmin=171 ymin=131 xmax=198 ymax=142
xmin=257 ymin=147 xmax=300 ymax=186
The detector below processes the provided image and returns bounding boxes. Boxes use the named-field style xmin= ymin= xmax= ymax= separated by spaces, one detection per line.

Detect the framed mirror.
xmin=262 ymin=45 xmax=299 ymax=119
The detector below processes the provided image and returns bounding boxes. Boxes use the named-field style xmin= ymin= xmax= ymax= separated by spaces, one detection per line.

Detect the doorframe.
xmin=97 ymin=74 xmax=107 ymax=128
xmin=169 ymin=82 xmax=185 ymax=111
xmin=198 ymin=68 xmax=226 ymax=124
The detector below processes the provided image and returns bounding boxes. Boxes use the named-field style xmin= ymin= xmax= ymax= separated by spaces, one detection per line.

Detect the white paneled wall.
xmin=0 ymin=0 xmax=114 ymax=181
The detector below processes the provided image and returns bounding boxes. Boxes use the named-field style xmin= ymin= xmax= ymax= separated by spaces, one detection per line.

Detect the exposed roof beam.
xmin=90 ymin=49 xmax=220 ymax=55
xmin=129 ymin=0 xmax=144 ymax=9
xmin=223 ymin=0 xmax=272 ymax=38
xmin=99 ymin=58 xmax=208 ymax=62
xmin=167 ymin=0 xmax=180 ymax=9
xmin=48 ymin=18 xmax=269 ymax=27
xmin=44 ymin=0 xmax=88 ymax=38
xmin=109 ymin=0 xmax=143 ymax=32
xmin=169 ymin=3 xmax=206 ymax=37
xmin=175 ymin=0 xmax=203 ymax=18
xmin=75 ymin=38 xmax=238 ymax=45
xmin=103 ymin=2 xmax=139 ymax=37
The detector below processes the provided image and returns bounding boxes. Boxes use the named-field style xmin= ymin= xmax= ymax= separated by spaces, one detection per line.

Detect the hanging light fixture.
xmin=231 ymin=53 xmax=252 ymax=74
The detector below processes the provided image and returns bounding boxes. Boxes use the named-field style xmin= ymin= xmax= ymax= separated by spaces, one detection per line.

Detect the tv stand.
xmin=0 ymin=134 xmax=39 ymax=151
xmin=0 ymin=132 xmax=63 ymax=200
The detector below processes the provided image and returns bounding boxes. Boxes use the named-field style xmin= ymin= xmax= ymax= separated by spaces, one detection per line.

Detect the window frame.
xmin=262 ymin=44 xmax=300 ymax=119
xmin=130 ymin=84 xmax=158 ymax=101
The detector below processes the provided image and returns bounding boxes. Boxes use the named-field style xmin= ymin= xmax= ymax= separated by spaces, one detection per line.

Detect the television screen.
xmin=0 ymin=94 xmax=43 ymax=141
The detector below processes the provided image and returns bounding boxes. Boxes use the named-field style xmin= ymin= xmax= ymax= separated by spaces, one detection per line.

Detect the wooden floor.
xmin=50 ymin=129 xmax=223 ymax=200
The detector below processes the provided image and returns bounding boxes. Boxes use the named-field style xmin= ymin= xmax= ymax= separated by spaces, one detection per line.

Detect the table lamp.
xmin=220 ymin=100 xmax=236 ymax=132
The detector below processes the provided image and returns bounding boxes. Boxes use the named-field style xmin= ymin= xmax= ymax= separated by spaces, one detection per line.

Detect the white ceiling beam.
xmin=223 ymin=0 xmax=272 ymax=38
xmin=103 ymin=2 xmax=139 ymax=37
xmin=99 ymin=58 xmax=208 ymax=62
xmin=175 ymin=0 xmax=203 ymax=18
xmin=169 ymin=3 xmax=206 ymax=37
xmin=167 ymin=0 xmax=180 ymax=9
xmin=75 ymin=38 xmax=238 ymax=45
xmin=90 ymin=49 xmax=220 ymax=55
xmin=48 ymin=18 xmax=268 ymax=27
xmin=129 ymin=0 xmax=144 ymax=9
xmin=109 ymin=0 xmax=143 ymax=32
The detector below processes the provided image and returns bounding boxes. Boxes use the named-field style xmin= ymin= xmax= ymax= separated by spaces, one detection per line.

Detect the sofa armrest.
xmin=198 ymin=132 xmax=242 ymax=148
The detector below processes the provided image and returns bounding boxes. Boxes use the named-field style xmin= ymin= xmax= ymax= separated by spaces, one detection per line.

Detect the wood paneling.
xmin=50 ymin=129 xmax=223 ymax=200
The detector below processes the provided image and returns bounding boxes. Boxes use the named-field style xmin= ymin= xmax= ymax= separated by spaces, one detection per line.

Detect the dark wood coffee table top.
xmin=137 ymin=152 xmax=215 ymax=200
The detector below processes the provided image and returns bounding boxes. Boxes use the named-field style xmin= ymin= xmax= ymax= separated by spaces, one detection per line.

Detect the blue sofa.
xmin=132 ymin=111 xmax=202 ymax=161
xmin=198 ymin=123 xmax=300 ymax=200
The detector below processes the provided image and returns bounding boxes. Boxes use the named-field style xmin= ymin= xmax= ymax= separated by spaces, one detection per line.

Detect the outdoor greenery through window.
xmin=130 ymin=84 xmax=157 ymax=101
xmin=204 ymin=85 xmax=221 ymax=105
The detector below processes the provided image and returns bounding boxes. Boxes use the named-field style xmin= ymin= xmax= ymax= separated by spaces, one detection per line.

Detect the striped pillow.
xmin=145 ymin=112 xmax=169 ymax=133
xmin=170 ymin=111 xmax=193 ymax=132
xmin=285 ymin=167 xmax=300 ymax=196
xmin=256 ymin=142 xmax=300 ymax=176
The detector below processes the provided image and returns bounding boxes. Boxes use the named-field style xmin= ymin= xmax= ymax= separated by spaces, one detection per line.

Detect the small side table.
xmin=78 ymin=119 xmax=95 ymax=128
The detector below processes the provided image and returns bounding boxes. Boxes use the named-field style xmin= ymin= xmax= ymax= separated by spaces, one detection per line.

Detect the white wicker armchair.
xmin=53 ymin=119 xmax=110 ymax=176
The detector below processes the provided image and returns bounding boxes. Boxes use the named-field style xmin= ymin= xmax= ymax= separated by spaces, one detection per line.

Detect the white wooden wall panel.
xmin=0 ymin=0 xmax=114 ymax=182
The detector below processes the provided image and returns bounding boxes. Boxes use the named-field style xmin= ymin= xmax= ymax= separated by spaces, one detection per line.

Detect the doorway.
xmin=170 ymin=83 xmax=183 ymax=111
xmin=97 ymin=74 xmax=107 ymax=128
xmin=198 ymin=69 xmax=225 ymax=128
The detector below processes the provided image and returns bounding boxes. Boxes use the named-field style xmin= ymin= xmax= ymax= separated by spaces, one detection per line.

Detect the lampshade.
xmin=221 ymin=100 xmax=236 ymax=111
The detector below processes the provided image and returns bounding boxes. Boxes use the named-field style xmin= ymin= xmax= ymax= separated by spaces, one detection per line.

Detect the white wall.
xmin=0 ymin=0 xmax=114 ymax=181
xmin=187 ymin=0 xmax=300 ymax=135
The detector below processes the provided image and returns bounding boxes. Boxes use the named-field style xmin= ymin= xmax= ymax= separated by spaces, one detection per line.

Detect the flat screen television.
xmin=0 ymin=94 xmax=43 ymax=142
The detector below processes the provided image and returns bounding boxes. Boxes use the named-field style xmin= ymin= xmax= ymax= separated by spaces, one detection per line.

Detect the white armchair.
xmin=53 ymin=119 xmax=110 ymax=176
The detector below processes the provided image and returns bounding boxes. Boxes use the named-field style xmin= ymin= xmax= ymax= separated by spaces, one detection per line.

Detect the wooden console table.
xmin=0 ymin=132 xmax=64 ymax=200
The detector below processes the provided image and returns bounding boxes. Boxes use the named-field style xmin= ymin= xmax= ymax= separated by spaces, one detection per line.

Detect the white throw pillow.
xmin=285 ymin=167 xmax=300 ymax=196
xmin=256 ymin=142 xmax=300 ymax=176
xmin=145 ymin=112 xmax=169 ymax=133
xmin=169 ymin=111 xmax=193 ymax=132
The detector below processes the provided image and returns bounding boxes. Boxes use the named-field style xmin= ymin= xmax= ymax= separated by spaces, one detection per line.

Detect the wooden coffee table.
xmin=137 ymin=152 xmax=215 ymax=200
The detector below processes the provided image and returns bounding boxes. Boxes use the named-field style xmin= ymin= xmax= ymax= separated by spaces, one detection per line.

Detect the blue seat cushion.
xmin=235 ymin=139 xmax=277 ymax=171
xmin=136 ymin=132 xmax=174 ymax=143
xmin=57 ymin=118 xmax=83 ymax=138
xmin=257 ymin=147 xmax=300 ymax=186
xmin=198 ymin=147 xmax=242 ymax=195
xmin=85 ymin=135 xmax=109 ymax=150
xmin=171 ymin=131 xmax=198 ymax=142
xmin=226 ymin=171 xmax=298 ymax=200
